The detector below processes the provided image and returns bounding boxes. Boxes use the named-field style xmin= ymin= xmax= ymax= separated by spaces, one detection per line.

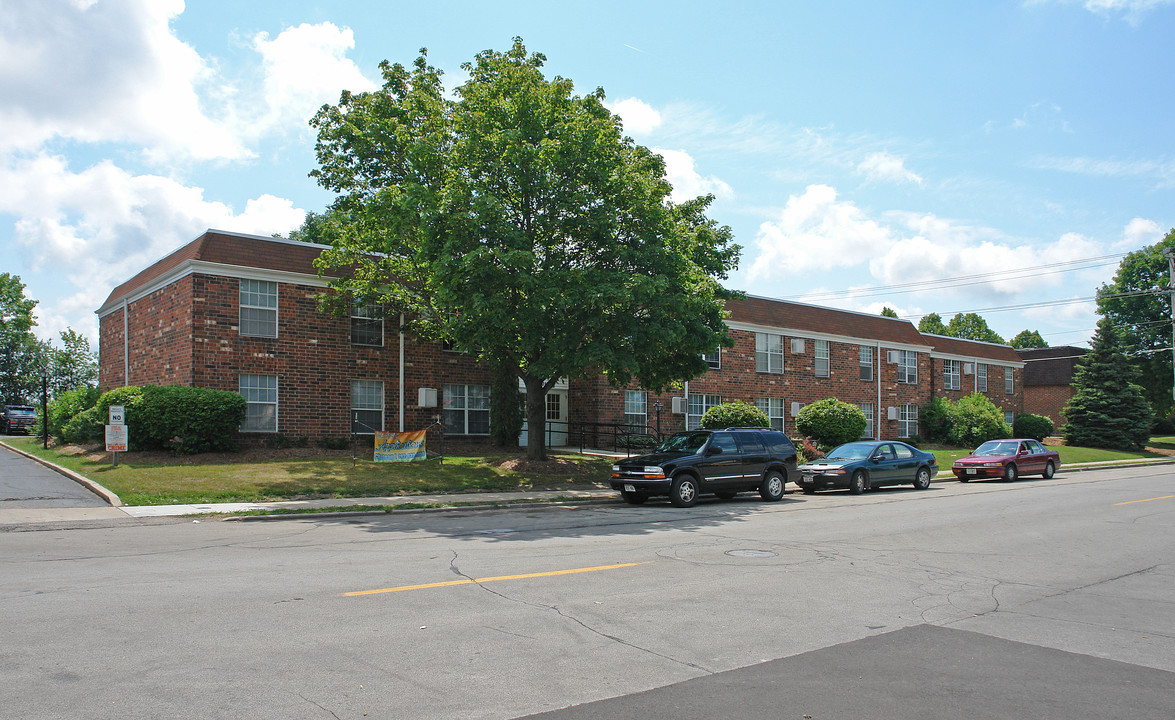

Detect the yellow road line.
xmin=1115 ymin=495 xmax=1175 ymax=506
xmin=344 ymin=561 xmax=647 ymax=596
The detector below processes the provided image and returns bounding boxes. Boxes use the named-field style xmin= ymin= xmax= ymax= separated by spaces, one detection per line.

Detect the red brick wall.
xmin=1024 ymin=385 xmax=1072 ymax=430
xmin=931 ymin=358 xmax=1022 ymax=418
xmin=98 ymin=277 xmax=194 ymax=389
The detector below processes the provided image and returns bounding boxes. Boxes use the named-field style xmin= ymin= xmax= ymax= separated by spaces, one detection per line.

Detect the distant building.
xmin=98 ymin=230 xmax=1026 ymax=446
xmin=1017 ymin=346 xmax=1088 ymax=431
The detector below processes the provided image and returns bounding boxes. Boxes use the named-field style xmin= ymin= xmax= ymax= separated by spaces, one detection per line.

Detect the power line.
xmin=901 ymin=288 xmax=1162 ymax=319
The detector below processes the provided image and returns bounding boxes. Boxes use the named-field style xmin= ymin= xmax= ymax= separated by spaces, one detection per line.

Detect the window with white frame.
xmin=351 ymin=379 xmax=384 ymax=434
xmin=944 ymin=359 xmax=961 ymax=390
xmin=755 ymin=398 xmax=785 ymax=431
xmin=702 ymin=349 xmax=721 ymax=370
xmin=1004 ymin=411 xmax=1015 ymax=425
xmin=899 ymin=404 xmax=918 ymax=438
xmin=977 ymin=363 xmax=988 ymax=392
xmin=815 ymin=339 xmax=830 ymax=377
xmin=351 ymin=302 xmax=383 ymax=346
xmin=1005 ymin=367 xmax=1014 ymax=394
xmin=687 ymin=393 xmax=721 ymax=430
xmin=859 ymin=346 xmax=873 ymax=381
xmin=624 ymin=391 xmax=647 ymax=430
xmin=755 ymin=333 xmax=784 ymax=373
xmin=859 ymin=403 xmax=874 ymax=438
xmin=239 ymin=279 xmax=277 ymax=338
xmin=444 ymin=384 xmax=490 ymax=435
xmin=239 ymin=374 xmax=277 ymax=432
xmin=898 ymin=350 xmax=918 ymax=384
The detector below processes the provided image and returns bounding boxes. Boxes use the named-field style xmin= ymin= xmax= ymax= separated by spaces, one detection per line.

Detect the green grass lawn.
xmin=4 ymin=437 xmax=613 ymax=505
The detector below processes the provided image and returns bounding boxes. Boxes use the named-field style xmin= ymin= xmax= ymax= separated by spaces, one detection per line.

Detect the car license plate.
xmin=966 ymin=469 xmax=976 ymax=475
xmin=624 ymin=484 xmax=636 ymax=492
xmin=802 ymin=474 xmax=814 ymax=482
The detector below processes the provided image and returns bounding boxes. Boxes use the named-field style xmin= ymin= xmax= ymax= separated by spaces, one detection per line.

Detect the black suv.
xmin=610 ymin=427 xmax=798 ymax=507
xmin=3 ymin=405 xmax=38 ymax=435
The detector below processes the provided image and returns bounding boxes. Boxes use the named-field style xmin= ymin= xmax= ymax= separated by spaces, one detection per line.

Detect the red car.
xmin=952 ymin=438 xmax=1060 ymax=482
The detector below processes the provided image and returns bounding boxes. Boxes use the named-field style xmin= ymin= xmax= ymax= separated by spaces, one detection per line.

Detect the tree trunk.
xmin=523 ymin=375 xmax=548 ymax=461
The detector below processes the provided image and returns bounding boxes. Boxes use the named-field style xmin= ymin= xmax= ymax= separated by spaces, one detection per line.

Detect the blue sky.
xmin=2 ymin=0 xmax=1173 ymax=350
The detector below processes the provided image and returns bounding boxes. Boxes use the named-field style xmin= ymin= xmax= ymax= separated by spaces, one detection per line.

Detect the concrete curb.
xmin=0 ymin=440 xmax=123 ymax=507
xmin=224 ymin=496 xmax=616 ymax=521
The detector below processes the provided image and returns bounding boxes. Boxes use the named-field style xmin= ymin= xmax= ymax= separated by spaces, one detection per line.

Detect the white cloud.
xmin=654 ymin=148 xmax=734 ymax=203
xmin=606 ymin=97 xmax=662 ymax=135
xmin=251 ymin=22 xmax=378 ymax=138
xmin=0 ymin=153 xmax=306 ymax=342
xmin=748 ymin=184 xmax=893 ymax=275
xmin=857 ymin=151 xmax=923 ymax=185
xmin=1120 ymin=217 xmax=1165 ymax=249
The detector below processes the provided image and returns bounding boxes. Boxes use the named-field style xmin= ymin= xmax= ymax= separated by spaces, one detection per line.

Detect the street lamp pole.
xmin=654 ymin=401 xmax=663 ymax=439
xmin=40 ymin=363 xmax=48 ymax=449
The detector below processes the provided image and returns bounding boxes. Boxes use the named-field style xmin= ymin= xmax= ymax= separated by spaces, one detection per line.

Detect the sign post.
xmin=106 ymin=405 xmax=127 ymax=466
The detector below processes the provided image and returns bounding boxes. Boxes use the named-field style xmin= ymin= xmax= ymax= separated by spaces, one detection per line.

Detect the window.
xmin=755 ymin=333 xmax=784 ymax=373
xmin=351 ymin=303 xmax=383 ymax=347
xmin=239 ymin=279 xmax=277 ymax=338
xmin=624 ymin=391 xmax=647 ymax=430
xmin=944 ymin=359 xmax=961 ymax=390
xmin=703 ymin=349 xmax=721 ymax=370
xmin=1004 ymin=411 xmax=1015 ymax=426
xmin=708 ymin=431 xmax=738 ymax=455
xmin=755 ymin=398 xmax=785 ymax=431
xmin=814 ymin=340 xmax=830 ymax=377
xmin=859 ymin=403 xmax=874 ymax=438
xmin=239 ymin=374 xmax=277 ymax=432
xmin=898 ymin=350 xmax=917 ymax=384
xmin=444 ymin=384 xmax=490 ymax=435
xmin=1005 ymin=367 xmax=1014 ymax=394
xmin=977 ymin=363 xmax=988 ymax=392
xmin=899 ymin=404 xmax=918 ymax=438
xmin=859 ymin=346 xmax=873 ymax=381
xmin=351 ymin=380 xmax=384 ymax=434
xmin=687 ymin=393 xmax=721 ymax=430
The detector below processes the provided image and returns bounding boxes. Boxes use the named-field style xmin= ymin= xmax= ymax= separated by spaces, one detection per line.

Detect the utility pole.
xmin=1166 ymin=249 xmax=1175 ymax=403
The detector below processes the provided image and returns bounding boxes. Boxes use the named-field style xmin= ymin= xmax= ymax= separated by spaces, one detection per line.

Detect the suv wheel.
xmin=913 ymin=467 xmax=931 ymax=490
xmin=849 ymin=470 xmax=867 ymax=495
xmin=620 ymin=490 xmax=647 ymax=505
xmin=669 ymin=475 xmax=699 ymax=508
xmin=759 ymin=470 xmax=785 ymax=502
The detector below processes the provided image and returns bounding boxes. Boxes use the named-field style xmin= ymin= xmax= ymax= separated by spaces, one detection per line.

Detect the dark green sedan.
xmin=796 ymin=441 xmax=938 ymax=495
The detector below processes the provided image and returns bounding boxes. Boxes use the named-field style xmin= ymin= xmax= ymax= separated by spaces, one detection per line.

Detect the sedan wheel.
xmin=913 ymin=467 xmax=931 ymax=490
xmin=849 ymin=470 xmax=867 ymax=495
xmin=669 ymin=476 xmax=699 ymax=508
xmin=1003 ymin=463 xmax=1019 ymax=482
xmin=759 ymin=471 xmax=785 ymax=502
xmin=1042 ymin=461 xmax=1055 ymax=480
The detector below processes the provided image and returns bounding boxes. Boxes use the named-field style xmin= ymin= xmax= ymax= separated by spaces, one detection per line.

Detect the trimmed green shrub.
xmin=1013 ymin=413 xmax=1055 ymax=441
xmin=946 ymin=393 xmax=1012 ymax=448
xmin=131 ymin=385 xmax=246 ymax=454
xmin=700 ymin=401 xmax=771 ymax=429
xmin=921 ymin=396 xmax=952 ymax=444
xmin=795 ymin=398 xmax=868 ymax=448
xmin=62 ymin=386 xmax=144 ymax=444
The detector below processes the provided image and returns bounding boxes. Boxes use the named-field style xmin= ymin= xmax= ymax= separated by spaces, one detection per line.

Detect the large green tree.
xmin=1062 ymin=317 xmax=1152 ymax=449
xmin=1096 ymin=228 xmax=1175 ymax=421
xmin=310 ymin=40 xmax=740 ymax=459
xmin=0 ymin=273 xmax=47 ymax=404
xmin=49 ymin=329 xmax=98 ymax=396
xmin=944 ymin=312 xmax=1004 ymax=344
xmin=917 ymin=312 xmax=947 ymax=335
xmin=1009 ymin=329 xmax=1048 ymax=349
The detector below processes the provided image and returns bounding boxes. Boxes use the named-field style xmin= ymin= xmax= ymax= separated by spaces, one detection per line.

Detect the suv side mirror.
xmin=706 ymin=446 xmax=723 ymax=456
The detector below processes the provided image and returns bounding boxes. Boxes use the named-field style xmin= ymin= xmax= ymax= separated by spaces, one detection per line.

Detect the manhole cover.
xmin=726 ymin=549 xmax=777 ymax=558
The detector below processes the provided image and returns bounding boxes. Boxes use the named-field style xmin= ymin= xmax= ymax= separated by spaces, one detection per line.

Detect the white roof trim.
xmin=727 ymin=320 xmax=933 ymax=354
xmin=930 ymin=350 xmax=1025 ymax=368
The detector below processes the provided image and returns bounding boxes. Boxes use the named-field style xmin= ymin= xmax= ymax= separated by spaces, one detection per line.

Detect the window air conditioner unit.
xmin=790 ymin=338 xmax=805 ymax=354
xmin=887 ymin=350 xmax=901 ymax=364
xmin=418 ymin=387 xmax=438 ymax=408
xmin=887 ymin=406 xmax=899 ymax=421
xmin=963 ymin=363 xmax=974 ymax=375
xmin=671 ymin=396 xmax=686 ymax=414
xmin=791 ymin=402 xmax=803 ymax=417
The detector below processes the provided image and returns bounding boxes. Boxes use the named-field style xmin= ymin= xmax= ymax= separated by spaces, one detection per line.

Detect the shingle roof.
xmin=1017 ymin=346 xmax=1088 ymax=386
xmin=727 ymin=295 xmax=929 ymax=348
xmin=98 ymin=230 xmax=331 ymax=313
xmin=922 ymin=333 xmax=1024 ymax=364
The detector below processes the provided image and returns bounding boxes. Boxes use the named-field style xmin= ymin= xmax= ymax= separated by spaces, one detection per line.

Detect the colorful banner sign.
xmin=373 ymin=430 xmax=428 ymax=462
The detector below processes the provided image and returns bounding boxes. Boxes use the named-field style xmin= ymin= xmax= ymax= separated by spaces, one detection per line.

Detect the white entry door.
xmin=519 ymin=389 xmax=569 ymax=448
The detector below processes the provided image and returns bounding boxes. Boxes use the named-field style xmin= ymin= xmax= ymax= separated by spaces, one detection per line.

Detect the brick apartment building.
xmin=97 ymin=230 xmax=1025 ymax=445
xmin=1017 ymin=346 xmax=1088 ymax=431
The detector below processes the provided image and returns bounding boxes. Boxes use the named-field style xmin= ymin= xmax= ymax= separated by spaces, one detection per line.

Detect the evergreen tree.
xmin=1062 ymin=318 xmax=1153 ymax=450
xmin=880 ymin=306 xmax=898 ymax=318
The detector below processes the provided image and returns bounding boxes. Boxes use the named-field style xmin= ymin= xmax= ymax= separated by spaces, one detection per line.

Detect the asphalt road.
xmin=1 ymin=464 xmax=1172 ymax=719
xmin=0 ymin=437 xmax=109 ymax=508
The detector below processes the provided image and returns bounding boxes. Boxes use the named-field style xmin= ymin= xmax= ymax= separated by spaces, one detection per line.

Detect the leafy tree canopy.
xmin=0 ymin=273 xmax=47 ymax=404
xmin=1095 ymin=228 xmax=1175 ymax=420
xmin=1063 ymin=317 xmax=1153 ymax=450
xmin=880 ymin=306 xmax=898 ymax=318
xmin=944 ymin=312 xmax=1005 ymax=344
xmin=309 ymin=39 xmax=741 ymax=459
xmin=1009 ymin=329 xmax=1048 ymax=349
xmin=918 ymin=312 xmax=947 ymax=335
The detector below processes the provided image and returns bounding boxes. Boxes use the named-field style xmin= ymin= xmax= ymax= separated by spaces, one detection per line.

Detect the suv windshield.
xmin=656 ymin=432 xmax=710 ymax=453
xmin=6 ymin=407 xmax=35 ymax=417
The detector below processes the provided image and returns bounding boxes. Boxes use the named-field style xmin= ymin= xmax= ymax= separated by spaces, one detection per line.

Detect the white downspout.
xmin=876 ymin=343 xmax=882 ymax=439
xmin=123 ymin=301 xmax=129 ymax=387
xmin=399 ymin=313 xmax=405 ymax=432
